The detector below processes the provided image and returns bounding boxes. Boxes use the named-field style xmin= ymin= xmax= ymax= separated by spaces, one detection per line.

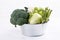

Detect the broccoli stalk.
xmin=14 ymin=22 xmax=17 ymax=27
xmin=24 ymin=7 xmax=28 ymax=12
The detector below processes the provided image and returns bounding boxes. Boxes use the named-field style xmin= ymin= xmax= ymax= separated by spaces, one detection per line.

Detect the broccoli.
xmin=10 ymin=18 xmax=17 ymax=27
xmin=16 ymin=18 xmax=28 ymax=25
xmin=10 ymin=7 xmax=29 ymax=27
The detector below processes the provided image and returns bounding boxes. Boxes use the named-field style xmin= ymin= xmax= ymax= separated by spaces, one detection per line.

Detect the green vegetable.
xmin=33 ymin=7 xmax=39 ymax=13
xmin=10 ymin=18 xmax=17 ymax=27
xmin=44 ymin=7 xmax=52 ymax=22
xmin=10 ymin=7 xmax=29 ymax=27
xmin=16 ymin=18 xmax=28 ymax=25
xmin=29 ymin=7 xmax=52 ymax=24
xmin=29 ymin=13 xmax=42 ymax=24
xmin=10 ymin=7 xmax=52 ymax=26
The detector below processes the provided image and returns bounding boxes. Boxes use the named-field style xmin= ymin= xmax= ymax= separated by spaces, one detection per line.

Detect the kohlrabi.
xmin=29 ymin=13 xmax=42 ymax=24
xmin=29 ymin=7 xmax=52 ymax=24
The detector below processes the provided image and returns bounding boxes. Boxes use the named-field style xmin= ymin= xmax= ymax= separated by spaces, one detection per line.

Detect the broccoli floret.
xmin=10 ymin=18 xmax=17 ymax=27
xmin=11 ymin=9 xmax=29 ymax=19
xmin=16 ymin=18 xmax=28 ymax=25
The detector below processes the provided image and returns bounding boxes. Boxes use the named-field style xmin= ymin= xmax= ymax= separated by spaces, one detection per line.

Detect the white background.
xmin=0 ymin=0 xmax=60 ymax=40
